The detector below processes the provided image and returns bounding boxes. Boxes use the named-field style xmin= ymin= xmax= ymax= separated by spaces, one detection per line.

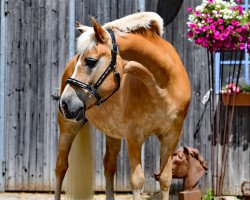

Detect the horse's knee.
xmin=55 ymin=154 xmax=69 ymax=178
xmin=130 ymin=165 xmax=145 ymax=190
xmin=103 ymin=155 xmax=116 ymax=177
xmin=159 ymin=172 xmax=172 ymax=191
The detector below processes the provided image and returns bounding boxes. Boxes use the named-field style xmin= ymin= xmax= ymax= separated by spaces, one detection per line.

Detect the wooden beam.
xmin=0 ymin=0 xmax=8 ymax=192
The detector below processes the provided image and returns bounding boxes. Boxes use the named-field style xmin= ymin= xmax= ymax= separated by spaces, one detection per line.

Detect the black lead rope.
xmin=66 ymin=29 xmax=121 ymax=107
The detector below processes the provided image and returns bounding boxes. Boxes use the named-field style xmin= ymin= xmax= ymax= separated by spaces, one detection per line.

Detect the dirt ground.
xmin=0 ymin=192 xmax=178 ymax=200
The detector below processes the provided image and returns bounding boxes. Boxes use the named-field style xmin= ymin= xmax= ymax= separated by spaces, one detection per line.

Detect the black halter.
xmin=66 ymin=29 xmax=121 ymax=107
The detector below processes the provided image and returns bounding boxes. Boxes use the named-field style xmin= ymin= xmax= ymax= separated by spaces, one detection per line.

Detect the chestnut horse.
xmin=55 ymin=12 xmax=191 ymax=200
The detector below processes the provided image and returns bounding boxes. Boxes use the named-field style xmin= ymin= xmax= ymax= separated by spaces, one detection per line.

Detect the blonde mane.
xmin=77 ymin=12 xmax=164 ymax=54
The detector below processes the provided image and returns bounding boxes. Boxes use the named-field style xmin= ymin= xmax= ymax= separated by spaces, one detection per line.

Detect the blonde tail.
xmin=65 ymin=122 xmax=94 ymax=200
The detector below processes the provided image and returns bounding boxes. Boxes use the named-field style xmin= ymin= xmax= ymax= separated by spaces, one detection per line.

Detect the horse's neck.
xmin=117 ymin=31 xmax=182 ymax=89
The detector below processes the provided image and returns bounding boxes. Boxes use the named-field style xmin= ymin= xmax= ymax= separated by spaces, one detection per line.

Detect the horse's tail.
xmin=65 ymin=122 xmax=94 ymax=200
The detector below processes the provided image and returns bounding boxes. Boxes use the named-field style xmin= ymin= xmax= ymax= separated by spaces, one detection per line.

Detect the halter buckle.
xmin=96 ymin=98 xmax=104 ymax=107
xmin=112 ymin=43 xmax=118 ymax=53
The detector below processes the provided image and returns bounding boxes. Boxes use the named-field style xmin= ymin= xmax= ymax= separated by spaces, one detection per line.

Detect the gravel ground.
xmin=0 ymin=193 xmax=178 ymax=200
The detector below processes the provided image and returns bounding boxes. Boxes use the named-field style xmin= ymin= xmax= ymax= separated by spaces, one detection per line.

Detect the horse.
xmin=55 ymin=12 xmax=191 ymax=200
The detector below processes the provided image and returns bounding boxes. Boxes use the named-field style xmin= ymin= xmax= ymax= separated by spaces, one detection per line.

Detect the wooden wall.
xmin=0 ymin=0 xmax=249 ymax=195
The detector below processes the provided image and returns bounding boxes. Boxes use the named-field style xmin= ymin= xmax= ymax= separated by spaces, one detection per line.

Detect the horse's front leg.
xmin=158 ymin=127 xmax=182 ymax=200
xmin=127 ymin=130 xmax=145 ymax=200
xmin=104 ymin=136 xmax=121 ymax=200
xmin=54 ymin=113 xmax=81 ymax=200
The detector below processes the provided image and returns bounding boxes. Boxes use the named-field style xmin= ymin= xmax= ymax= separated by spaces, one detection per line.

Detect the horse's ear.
xmin=183 ymin=147 xmax=189 ymax=155
xmin=76 ymin=21 xmax=91 ymax=33
xmin=91 ymin=17 xmax=107 ymax=43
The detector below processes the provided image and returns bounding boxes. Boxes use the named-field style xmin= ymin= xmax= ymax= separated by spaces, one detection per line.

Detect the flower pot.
xmin=222 ymin=93 xmax=250 ymax=106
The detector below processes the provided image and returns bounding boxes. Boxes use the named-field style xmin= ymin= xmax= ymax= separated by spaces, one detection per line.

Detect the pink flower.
xmin=226 ymin=83 xmax=241 ymax=94
xmin=226 ymin=25 xmax=234 ymax=31
xmin=201 ymin=25 xmax=209 ymax=31
xmin=195 ymin=28 xmax=201 ymax=34
xmin=187 ymin=30 xmax=194 ymax=38
xmin=235 ymin=5 xmax=244 ymax=15
xmin=236 ymin=87 xmax=240 ymax=93
xmin=202 ymin=41 xmax=209 ymax=47
xmin=231 ymin=20 xmax=240 ymax=26
xmin=236 ymin=27 xmax=242 ymax=33
xmin=208 ymin=0 xmax=214 ymax=3
xmin=209 ymin=24 xmax=216 ymax=31
xmin=218 ymin=25 xmax=224 ymax=31
xmin=194 ymin=11 xmax=201 ymax=17
xmin=188 ymin=23 xmax=197 ymax=29
xmin=187 ymin=7 xmax=193 ymax=12
xmin=218 ymin=19 xmax=224 ymax=25
xmin=195 ymin=37 xmax=204 ymax=44
xmin=206 ymin=17 xmax=213 ymax=23
xmin=239 ymin=43 xmax=245 ymax=50
xmin=214 ymin=31 xmax=222 ymax=40
xmin=241 ymin=25 xmax=248 ymax=31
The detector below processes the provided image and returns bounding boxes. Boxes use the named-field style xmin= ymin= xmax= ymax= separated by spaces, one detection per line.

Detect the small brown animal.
xmin=155 ymin=147 xmax=208 ymax=191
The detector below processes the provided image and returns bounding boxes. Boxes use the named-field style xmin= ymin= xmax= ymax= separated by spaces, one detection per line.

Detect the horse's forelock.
xmin=77 ymin=29 xmax=98 ymax=55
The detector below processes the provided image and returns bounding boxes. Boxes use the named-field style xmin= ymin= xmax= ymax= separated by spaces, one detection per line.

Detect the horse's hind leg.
xmin=54 ymin=113 xmax=81 ymax=200
xmin=158 ymin=127 xmax=182 ymax=200
xmin=104 ymin=136 xmax=121 ymax=200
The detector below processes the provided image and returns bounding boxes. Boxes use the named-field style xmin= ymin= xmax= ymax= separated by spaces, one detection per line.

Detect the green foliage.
xmin=202 ymin=189 xmax=217 ymax=200
xmin=238 ymin=77 xmax=250 ymax=93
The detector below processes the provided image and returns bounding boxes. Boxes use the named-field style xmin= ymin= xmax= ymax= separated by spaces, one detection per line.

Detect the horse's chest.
xmin=86 ymin=99 xmax=175 ymax=139
xmin=86 ymin=102 xmax=126 ymax=138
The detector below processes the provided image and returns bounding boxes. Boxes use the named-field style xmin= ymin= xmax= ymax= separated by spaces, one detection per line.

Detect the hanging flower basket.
xmin=222 ymin=93 xmax=250 ymax=106
xmin=187 ymin=0 xmax=250 ymax=52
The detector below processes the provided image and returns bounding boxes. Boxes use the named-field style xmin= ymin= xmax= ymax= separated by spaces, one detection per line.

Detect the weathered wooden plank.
xmin=0 ymin=0 xmax=8 ymax=192
xmin=94 ymin=130 xmax=105 ymax=191
xmin=110 ymin=0 xmax=118 ymax=20
xmin=104 ymin=0 xmax=111 ymax=23
xmin=29 ymin=0 xmax=39 ymax=191
xmin=6 ymin=0 xmax=19 ymax=190
xmin=35 ymin=0 xmax=45 ymax=191
xmin=117 ymin=0 xmax=125 ymax=18
xmin=115 ymin=140 xmax=130 ymax=192
xmin=143 ymin=136 xmax=160 ymax=193
xmin=49 ymin=0 xmax=60 ymax=191
xmin=42 ymin=0 xmax=53 ymax=191
xmin=16 ymin=0 xmax=25 ymax=191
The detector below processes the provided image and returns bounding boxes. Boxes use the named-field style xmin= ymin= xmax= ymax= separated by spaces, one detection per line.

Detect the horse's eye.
xmin=85 ymin=57 xmax=98 ymax=68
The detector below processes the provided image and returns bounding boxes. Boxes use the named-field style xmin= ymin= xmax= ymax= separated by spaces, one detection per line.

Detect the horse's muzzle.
xmin=59 ymin=98 xmax=86 ymax=121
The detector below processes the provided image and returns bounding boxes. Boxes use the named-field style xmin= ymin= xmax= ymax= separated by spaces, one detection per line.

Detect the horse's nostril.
xmin=61 ymin=100 xmax=68 ymax=112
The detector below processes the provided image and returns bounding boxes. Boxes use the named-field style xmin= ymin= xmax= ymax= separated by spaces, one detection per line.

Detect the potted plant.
xmin=221 ymin=77 xmax=250 ymax=106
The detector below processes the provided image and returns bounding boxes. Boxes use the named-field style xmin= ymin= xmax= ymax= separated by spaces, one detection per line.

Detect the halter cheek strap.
xmin=66 ymin=29 xmax=121 ymax=107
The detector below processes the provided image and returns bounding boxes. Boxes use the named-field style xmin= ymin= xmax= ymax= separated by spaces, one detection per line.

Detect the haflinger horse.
xmin=55 ymin=12 xmax=191 ymax=200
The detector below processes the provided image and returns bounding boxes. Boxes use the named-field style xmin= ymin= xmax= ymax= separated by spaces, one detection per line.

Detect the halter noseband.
xmin=66 ymin=29 xmax=121 ymax=107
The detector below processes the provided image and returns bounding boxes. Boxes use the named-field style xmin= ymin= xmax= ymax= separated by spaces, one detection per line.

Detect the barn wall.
xmin=1 ymin=0 xmax=249 ymax=195
xmin=3 ymin=0 xmax=71 ymax=191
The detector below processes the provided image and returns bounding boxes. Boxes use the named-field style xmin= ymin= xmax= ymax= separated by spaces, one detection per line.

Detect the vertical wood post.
xmin=0 ymin=0 xmax=8 ymax=192
xmin=68 ymin=0 xmax=75 ymax=60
